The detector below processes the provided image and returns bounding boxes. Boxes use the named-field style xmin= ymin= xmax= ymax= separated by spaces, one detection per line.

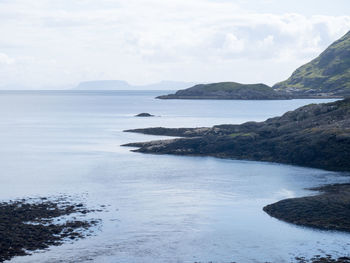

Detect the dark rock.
xmin=264 ymin=183 xmax=350 ymax=233
xmin=135 ymin=113 xmax=154 ymax=117
xmin=295 ymin=255 xmax=350 ymax=263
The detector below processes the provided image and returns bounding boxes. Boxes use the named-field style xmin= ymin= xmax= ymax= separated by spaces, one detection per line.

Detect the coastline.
xmin=156 ymin=94 xmax=344 ymax=100
xmin=123 ymin=98 xmax=350 ymax=172
xmin=123 ymin=98 xmax=350 ymax=234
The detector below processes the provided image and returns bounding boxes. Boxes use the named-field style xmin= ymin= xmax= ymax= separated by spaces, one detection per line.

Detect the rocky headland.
xmin=124 ymin=98 xmax=350 ymax=172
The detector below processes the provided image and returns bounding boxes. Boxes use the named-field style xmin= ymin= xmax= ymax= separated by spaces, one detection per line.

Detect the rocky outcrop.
xmin=264 ymin=183 xmax=350 ymax=233
xmin=135 ymin=113 xmax=154 ymax=117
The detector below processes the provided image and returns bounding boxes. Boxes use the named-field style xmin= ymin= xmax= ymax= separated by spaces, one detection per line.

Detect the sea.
xmin=0 ymin=90 xmax=349 ymax=263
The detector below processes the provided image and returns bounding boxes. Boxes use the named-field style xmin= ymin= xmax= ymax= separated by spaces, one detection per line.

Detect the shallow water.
xmin=0 ymin=90 xmax=349 ymax=263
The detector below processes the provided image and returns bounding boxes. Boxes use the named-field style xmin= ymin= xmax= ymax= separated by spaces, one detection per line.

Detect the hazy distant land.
xmin=74 ymin=80 xmax=196 ymax=91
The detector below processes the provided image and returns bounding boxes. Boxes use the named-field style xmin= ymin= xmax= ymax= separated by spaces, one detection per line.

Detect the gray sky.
xmin=0 ymin=0 xmax=350 ymax=89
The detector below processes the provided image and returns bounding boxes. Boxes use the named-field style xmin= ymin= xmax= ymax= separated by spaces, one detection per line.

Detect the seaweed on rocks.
xmin=0 ymin=196 xmax=100 ymax=262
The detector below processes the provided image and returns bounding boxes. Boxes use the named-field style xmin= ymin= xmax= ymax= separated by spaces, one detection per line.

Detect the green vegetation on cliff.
xmin=274 ymin=31 xmax=350 ymax=96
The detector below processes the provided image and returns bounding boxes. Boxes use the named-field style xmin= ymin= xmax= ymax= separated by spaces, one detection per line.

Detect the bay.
xmin=0 ymin=90 xmax=349 ymax=263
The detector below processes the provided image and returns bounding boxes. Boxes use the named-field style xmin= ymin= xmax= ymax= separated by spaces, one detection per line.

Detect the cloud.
xmin=259 ymin=35 xmax=274 ymax=48
xmin=0 ymin=0 xmax=349 ymax=88
xmin=0 ymin=53 xmax=15 ymax=65
xmin=223 ymin=33 xmax=246 ymax=53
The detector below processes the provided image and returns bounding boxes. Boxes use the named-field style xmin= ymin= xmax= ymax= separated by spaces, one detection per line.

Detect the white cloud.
xmin=0 ymin=53 xmax=15 ymax=65
xmin=223 ymin=33 xmax=245 ymax=53
xmin=0 ymin=0 xmax=349 ymax=88
xmin=259 ymin=35 xmax=274 ymax=47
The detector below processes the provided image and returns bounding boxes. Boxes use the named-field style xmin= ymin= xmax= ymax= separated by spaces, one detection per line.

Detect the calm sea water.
xmin=1 ymin=90 xmax=349 ymax=263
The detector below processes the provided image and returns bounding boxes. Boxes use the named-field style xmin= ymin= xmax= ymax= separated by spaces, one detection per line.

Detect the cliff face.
xmin=157 ymin=82 xmax=292 ymax=100
xmin=124 ymin=98 xmax=350 ymax=171
xmin=274 ymin=31 xmax=350 ymax=96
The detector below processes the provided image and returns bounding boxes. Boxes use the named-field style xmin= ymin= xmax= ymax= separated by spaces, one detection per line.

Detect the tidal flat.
xmin=0 ymin=196 xmax=99 ymax=262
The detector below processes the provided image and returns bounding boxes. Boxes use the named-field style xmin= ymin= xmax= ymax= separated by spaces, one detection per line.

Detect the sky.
xmin=0 ymin=0 xmax=350 ymax=89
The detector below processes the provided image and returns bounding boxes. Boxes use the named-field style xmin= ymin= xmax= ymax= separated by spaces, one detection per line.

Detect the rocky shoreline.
xmin=123 ymin=98 xmax=350 ymax=237
xmin=0 ymin=196 xmax=100 ymax=262
xmin=295 ymin=255 xmax=350 ymax=263
xmin=124 ymin=98 xmax=350 ymax=172
xmin=264 ymin=183 xmax=350 ymax=232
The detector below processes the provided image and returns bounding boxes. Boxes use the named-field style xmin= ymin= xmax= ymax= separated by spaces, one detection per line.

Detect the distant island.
xmin=74 ymin=80 xmax=196 ymax=91
xmin=156 ymin=82 xmax=292 ymax=100
xmin=75 ymin=80 xmax=131 ymax=90
xmin=157 ymin=30 xmax=350 ymax=100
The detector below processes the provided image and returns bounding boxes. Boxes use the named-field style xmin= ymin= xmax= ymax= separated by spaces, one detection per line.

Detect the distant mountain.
xmin=140 ymin=81 xmax=197 ymax=90
xmin=75 ymin=80 xmax=131 ymax=90
xmin=157 ymin=82 xmax=292 ymax=100
xmin=273 ymin=30 xmax=350 ymax=96
xmin=74 ymin=80 xmax=196 ymax=90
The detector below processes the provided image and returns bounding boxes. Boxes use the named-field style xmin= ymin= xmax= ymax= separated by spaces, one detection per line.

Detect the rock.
xmin=135 ymin=113 xmax=154 ymax=117
xmin=264 ymin=183 xmax=350 ymax=233
xmin=0 ymin=196 xmax=99 ymax=262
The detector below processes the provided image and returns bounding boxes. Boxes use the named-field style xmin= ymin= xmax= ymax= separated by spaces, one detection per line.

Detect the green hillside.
xmin=273 ymin=31 xmax=350 ymax=96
